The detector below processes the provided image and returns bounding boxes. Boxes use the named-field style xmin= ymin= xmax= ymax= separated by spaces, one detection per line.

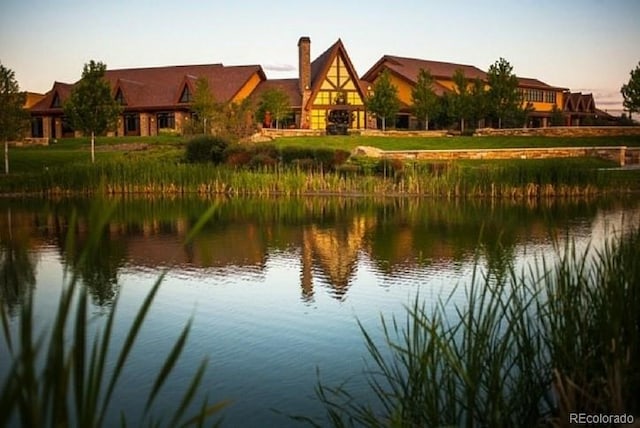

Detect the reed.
xmin=0 ymin=156 xmax=637 ymax=197
xmin=304 ymin=226 xmax=640 ymax=427
xmin=0 ymin=201 xmax=227 ymax=427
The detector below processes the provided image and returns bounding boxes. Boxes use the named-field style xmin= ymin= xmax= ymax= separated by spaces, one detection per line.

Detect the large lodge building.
xmin=28 ymin=37 xmax=612 ymax=140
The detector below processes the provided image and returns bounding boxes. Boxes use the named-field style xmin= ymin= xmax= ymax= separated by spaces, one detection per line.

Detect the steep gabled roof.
xmin=361 ymin=55 xmax=487 ymax=85
xmin=30 ymin=82 xmax=74 ymax=113
xmin=580 ymin=93 xmax=595 ymax=112
xmin=564 ymin=92 xmax=587 ymax=112
xmin=251 ymin=78 xmax=302 ymax=108
xmin=307 ymin=39 xmax=367 ymax=109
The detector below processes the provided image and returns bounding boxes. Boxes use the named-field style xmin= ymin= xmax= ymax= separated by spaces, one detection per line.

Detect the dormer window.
xmin=179 ymin=85 xmax=192 ymax=103
xmin=115 ymin=88 xmax=126 ymax=105
xmin=51 ymin=93 xmax=61 ymax=108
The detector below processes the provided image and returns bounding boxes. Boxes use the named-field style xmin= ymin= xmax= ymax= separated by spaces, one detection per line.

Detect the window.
xmin=179 ymin=86 xmax=192 ymax=103
xmin=544 ymin=91 xmax=556 ymax=104
xmin=115 ymin=89 xmax=126 ymax=105
xmin=31 ymin=117 xmax=44 ymax=138
xmin=51 ymin=93 xmax=61 ymax=108
xmin=61 ymin=116 xmax=74 ymax=137
xmin=124 ymin=114 xmax=140 ymax=135
xmin=157 ymin=112 xmax=175 ymax=129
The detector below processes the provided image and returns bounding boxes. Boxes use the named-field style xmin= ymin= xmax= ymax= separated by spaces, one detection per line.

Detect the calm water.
xmin=1 ymin=196 xmax=639 ymax=427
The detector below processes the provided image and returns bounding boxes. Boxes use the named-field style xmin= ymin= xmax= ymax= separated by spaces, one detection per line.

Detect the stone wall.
xmin=353 ymin=146 xmax=633 ymax=166
xmin=357 ymin=129 xmax=450 ymax=137
xmin=474 ymin=126 xmax=640 ymax=137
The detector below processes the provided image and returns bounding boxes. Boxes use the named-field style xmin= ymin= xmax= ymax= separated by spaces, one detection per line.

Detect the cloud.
xmin=263 ymin=63 xmax=296 ymax=72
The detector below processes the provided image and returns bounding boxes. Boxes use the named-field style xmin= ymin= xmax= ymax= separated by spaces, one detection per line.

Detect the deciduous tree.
xmin=450 ymin=69 xmax=471 ymax=133
xmin=621 ymin=61 xmax=640 ymax=120
xmin=0 ymin=63 xmax=30 ymax=174
xmin=487 ymin=57 xmax=522 ymax=129
xmin=191 ymin=77 xmax=220 ymax=135
xmin=63 ymin=60 xmax=121 ymax=163
xmin=256 ymin=88 xmax=291 ymax=129
xmin=366 ymin=69 xmax=400 ymax=131
xmin=411 ymin=69 xmax=439 ymax=130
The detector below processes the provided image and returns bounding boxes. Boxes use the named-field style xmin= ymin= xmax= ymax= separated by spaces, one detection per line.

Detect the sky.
xmin=1 ymin=0 xmax=639 ymax=114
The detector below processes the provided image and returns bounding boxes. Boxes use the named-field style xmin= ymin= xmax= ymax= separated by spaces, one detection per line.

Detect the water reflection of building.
xmin=300 ymin=217 xmax=375 ymax=300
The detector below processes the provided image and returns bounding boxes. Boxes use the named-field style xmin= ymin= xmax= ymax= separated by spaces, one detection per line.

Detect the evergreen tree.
xmin=63 ymin=60 xmax=121 ymax=163
xmin=366 ymin=69 xmax=400 ymax=131
xmin=411 ymin=69 xmax=439 ymax=130
xmin=621 ymin=61 xmax=640 ymax=120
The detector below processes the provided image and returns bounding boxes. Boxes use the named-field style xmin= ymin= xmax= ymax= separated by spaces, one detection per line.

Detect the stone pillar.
xmin=298 ymin=37 xmax=311 ymax=129
xmin=117 ymin=115 xmax=125 ymax=137
xmin=54 ymin=118 xmax=62 ymax=139
xmin=140 ymin=113 xmax=151 ymax=137
xmin=43 ymin=116 xmax=52 ymax=139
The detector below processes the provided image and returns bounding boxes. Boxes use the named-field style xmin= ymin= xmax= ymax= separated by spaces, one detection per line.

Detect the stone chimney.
xmin=298 ymin=36 xmax=311 ymax=94
xmin=298 ymin=36 xmax=312 ymax=128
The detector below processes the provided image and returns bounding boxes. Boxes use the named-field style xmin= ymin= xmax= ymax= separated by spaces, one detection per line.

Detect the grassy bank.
xmin=2 ymin=135 xmax=639 ymax=196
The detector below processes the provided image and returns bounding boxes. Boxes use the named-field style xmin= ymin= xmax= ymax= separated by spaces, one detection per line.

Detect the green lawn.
xmin=4 ymin=133 xmax=639 ymax=177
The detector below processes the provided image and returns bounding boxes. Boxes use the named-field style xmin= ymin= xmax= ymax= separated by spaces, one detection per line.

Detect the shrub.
xmin=374 ymin=158 xmax=404 ymax=177
xmin=223 ymin=144 xmax=252 ymax=168
xmin=185 ymin=136 xmax=229 ymax=164
xmin=248 ymin=153 xmax=277 ymax=170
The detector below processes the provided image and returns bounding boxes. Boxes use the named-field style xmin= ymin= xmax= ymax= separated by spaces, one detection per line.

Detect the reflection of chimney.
xmin=298 ymin=36 xmax=311 ymax=94
xmin=298 ymin=36 xmax=312 ymax=128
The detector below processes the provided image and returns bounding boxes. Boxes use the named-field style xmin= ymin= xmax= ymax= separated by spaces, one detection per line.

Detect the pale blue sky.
xmin=1 ymin=0 xmax=638 ymax=112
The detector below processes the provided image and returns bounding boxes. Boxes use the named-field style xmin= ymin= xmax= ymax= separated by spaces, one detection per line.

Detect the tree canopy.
xmin=256 ymin=88 xmax=291 ymax=129
xmin=366 ymin=69 xmax=400 ymax=131
xmin=63 ymin=60 xmax=121 ymax=163
xmin=0 ymin=63 xmax=30 ymax=174
xmin=486 ymin=57 xmax=522 ymax=129
xmin=411 ymin=69 xmax=439 ymax=130
xmin=191 ymin=77 xmax=220 ymax=135
xmin=450 ymin=69 xmax=471 ymax=133
xmin=621 ymin=61 xmax=640 ymax=120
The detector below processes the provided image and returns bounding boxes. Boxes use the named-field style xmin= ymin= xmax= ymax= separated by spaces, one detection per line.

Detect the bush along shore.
xmin=1 ymin=136 xmax=639 ymax=197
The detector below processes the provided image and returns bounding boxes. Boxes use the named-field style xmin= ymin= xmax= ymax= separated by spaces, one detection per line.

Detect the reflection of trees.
xmin=70 ymin=231 xmax=126 ymax=306
xmin=0 ymin=209 xmax=37 ymax=315
xmin=58 ymin=205 xmax=127 ymax=307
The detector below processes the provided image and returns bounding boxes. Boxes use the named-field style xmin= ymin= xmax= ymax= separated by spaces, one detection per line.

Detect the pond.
xmin=1 ymin=196 xmax=639 ymax=427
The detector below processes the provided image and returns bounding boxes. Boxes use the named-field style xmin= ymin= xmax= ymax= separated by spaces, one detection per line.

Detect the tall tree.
xmin=191 ymin=77 xmax=220 ymax=134
xmin=0 ymin=63 xmax=30 ymax=175
xmin=468 ymin=78 xmax=488 ymax=129
xmin=63 ymin=60 xmax=121 ymax=163
xmin=486 ymin=57 xmax=522 ymax=129
xmin=366 ymin=69 xmax=400 ymax=131
xmin=411 ymin=69 xmax=440 ymax=130
xmin=450 ymin=69 xmax=471 ymax=133
xmin=621 ymin=61 xmax=640 ymax=120
xmin=256 ymin=88 xmax=291 ymax=129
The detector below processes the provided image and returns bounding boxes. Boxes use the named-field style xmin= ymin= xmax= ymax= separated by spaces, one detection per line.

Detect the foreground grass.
xmin=302 ymin=227 xmax=640 ymax=427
